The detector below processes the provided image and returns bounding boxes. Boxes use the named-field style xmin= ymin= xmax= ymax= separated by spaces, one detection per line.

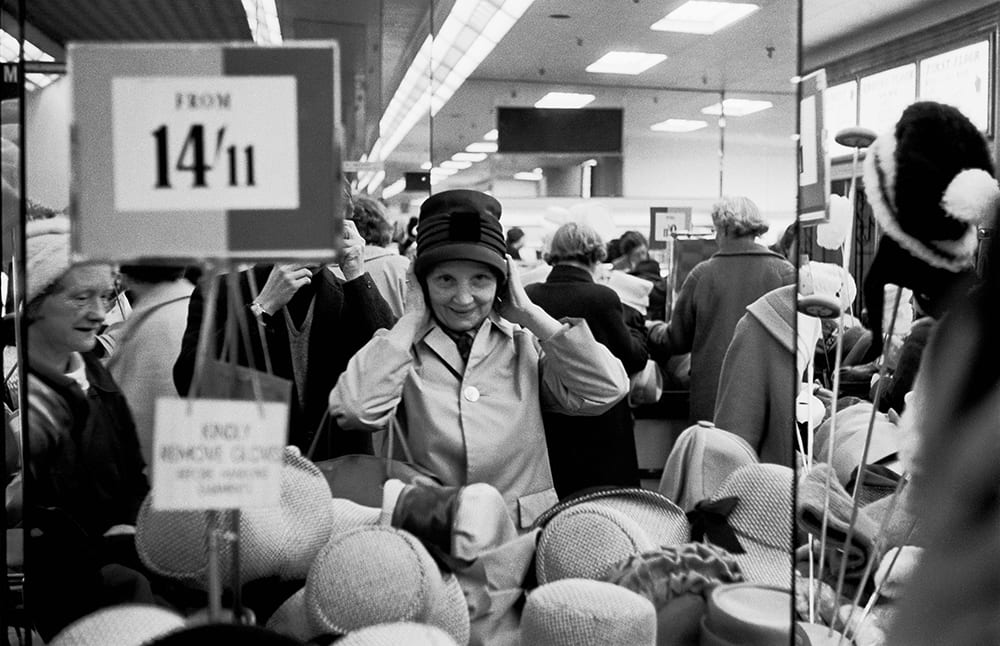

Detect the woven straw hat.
xmin=49 ymin=604 xmax=185 ymax=646
xmin=336 ymin=623 xmax=459 ymax=646
xmin=535 ymin=489 xmax=690 ymax=584
xmin=136 ymin=448 xmax=335 ymax=587
xmin=521 ymin=579 xmax=656 ymax=646
xmin=305 ymin=526 xmax=470 ymax=644
xmin=709 ymin=464 xmax=794 ymax=589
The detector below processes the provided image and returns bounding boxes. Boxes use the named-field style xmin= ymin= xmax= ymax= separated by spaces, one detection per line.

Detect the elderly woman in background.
xmin=341 ymin=194 xmax=410 ymax=318
xmin=525 ymin=222 xmax=648 ymax=497
xmin=647 ymin=196 xmax=795 ymax=424
xmin=21 ymin=216 xmax=153 ymax=639
xmin=328 ymin=190 xmax=628 ymax=529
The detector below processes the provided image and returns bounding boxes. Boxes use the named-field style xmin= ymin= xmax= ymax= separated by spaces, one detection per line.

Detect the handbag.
xmin=309 ymin=410 xmax=441 ymax=507
xmin=628 ymin=359 xmax=663 ymax=407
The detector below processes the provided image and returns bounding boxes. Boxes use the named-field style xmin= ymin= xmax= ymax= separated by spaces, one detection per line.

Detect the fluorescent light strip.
xmin=651 ymin=118 xmax=708 ymax=132
xmin=368 ymin=0 xmax=535 ymax=164
xmin=431 ymin=167 xmax=458 ymax=176
xmin=241 ymin=0 xmax=283 ymax=44
xmin=382 ymin=178 xmax=406 ymax=200
xmin=452 ymin=152 xmax=488 ymax=163
xmin=440 ymin=160 xmax=472 ymax=170
xmin=651 ymin=1 xmax=759 ymax=35
xmin=0 ymin=28 xmax=55 ymax=63
xmin=466 ymin=141 xmax=498 ymax=153
xmin=535 ymin=92 xmax=595 ymax=109
xmin=420 ymin=161 xmax=433 ymax=170
xmin=514 ymin=170 xmax=543 ymax=181
xmin=700 ymin=98 xmax=772 ymax=116
xmin=483 ymin=129 xmax=499 ymax=141
xmin=586 ymin=51 xmax=666 ymax=75
xmin=365 ymin=169 xmax=386 ymax=193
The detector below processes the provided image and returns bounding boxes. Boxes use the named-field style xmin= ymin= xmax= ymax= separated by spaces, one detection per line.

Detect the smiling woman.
xmin=21 ymin=216 xmax=153 ymax=640
xmin=329 ymin=190 xmax=630 ymax=529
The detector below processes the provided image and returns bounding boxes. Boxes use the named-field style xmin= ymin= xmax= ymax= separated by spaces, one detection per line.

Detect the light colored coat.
xmin=329 ymin=312 xmax=629 ymax=528
xmin=333 ymin=246 xmax=410 ymax=318
xmin=107 ymin=279 xmax=193 ymax=466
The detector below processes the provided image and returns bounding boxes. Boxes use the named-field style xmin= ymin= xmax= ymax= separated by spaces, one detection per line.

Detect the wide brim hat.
xmin=49 ymin=604 xmax=185 ymax=646
xmin=535 ymin=488 xmax=690 ymax=584
xmin=813 ymin=402 xmax=903 ymax=486
xmin=413 ymin=189 xmax=507 ymax=281
xmin=708 ymin=465 xmax=795 ymax=589
xmin=701 ymin=583 xmax=792 ymax=646
xmin=137 ymin=448 xmax=335 ymax=587
xmin=659 ymin=422 xmax=759 ymax=512
xmin=520 ymin=578 xmax=657 ymax=646
xmin=304 ymin=526 xmax=470 ymax=644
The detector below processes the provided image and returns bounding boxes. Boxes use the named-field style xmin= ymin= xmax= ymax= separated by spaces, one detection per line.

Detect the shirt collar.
xmin=415 ymin=310 xmax=515 ymax=343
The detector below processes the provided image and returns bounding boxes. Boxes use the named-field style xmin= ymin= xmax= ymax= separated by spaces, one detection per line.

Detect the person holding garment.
xmin=328 ymin=190 xmax=629 ymax=530
xmin=647 ymin=196 xmax=794 ymax=423
xmin=525 ymin=222 xmax=648 ymax=497
xmin=174 ymin=190 xmax=395 ymax=460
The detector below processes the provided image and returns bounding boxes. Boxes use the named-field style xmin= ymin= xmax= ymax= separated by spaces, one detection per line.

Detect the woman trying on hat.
xmin=329 ymin=190 xmax=629 ymax=530
xmin=20 ymin=216 xmax=153 ymax=640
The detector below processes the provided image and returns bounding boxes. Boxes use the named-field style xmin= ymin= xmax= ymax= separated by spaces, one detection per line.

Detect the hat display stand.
xmin=801 ymin=126 xmax=880 ymax=641
xmin=177 ymin=262 xmax=280 ymax=627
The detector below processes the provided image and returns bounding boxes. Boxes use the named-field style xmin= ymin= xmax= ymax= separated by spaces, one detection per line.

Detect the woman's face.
xmin=31 ymin=264 xmax=115 ymax=357
xmin=426 ymin=260 xmax=498 ymax=333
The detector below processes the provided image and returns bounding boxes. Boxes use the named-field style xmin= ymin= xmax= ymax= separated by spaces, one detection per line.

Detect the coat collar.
xmin=713 ymin=239 xmax=784 ymax=259
xmin=545 ymin=264 xmax=596 ymax=284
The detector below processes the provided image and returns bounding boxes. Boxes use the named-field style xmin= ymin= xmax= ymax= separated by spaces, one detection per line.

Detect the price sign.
xmin=71 ymin=42 xmax=341 ymax=261
xmin=151 ymin=397 xmax=288 ymax=511
xmin=649 ymin=207 xmax=692 ymax=249
xmin=113 ymin=77 xmax=299 ymax=211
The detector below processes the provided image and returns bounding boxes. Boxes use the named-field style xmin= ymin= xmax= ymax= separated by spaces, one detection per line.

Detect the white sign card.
xmin=859 ymin=64 xmax=916 ymax=136
xmin=824 ymin=80 xmax=858 ymax=159
xmin=919 ymin=40 xmax=990 ymax=132
xmin=112 ymin=76 xmax=300 ymax=211
xmin=798 ymin=95 xmax=818 ymax=187
xmin=151 ymin=397 xmax=288 ymax=510
xmin=649 ymin=207 xmax=693 ymax=248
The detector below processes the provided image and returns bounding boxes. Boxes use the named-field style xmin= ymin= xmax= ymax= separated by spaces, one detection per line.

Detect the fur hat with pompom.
xmin=26 ymin=215 xmax=72 ymax=303
xmin=861 ymin=101 xmax=999 ymax=360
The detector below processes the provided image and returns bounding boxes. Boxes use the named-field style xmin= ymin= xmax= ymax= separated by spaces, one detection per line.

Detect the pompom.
xmin=817 ymin=194 xmax=852 ymax=250
xmin=940 ymin=168 xmax=1000 ymax=223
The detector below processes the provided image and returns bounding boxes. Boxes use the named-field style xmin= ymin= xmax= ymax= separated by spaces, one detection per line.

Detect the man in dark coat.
xmin=525 ymin=222 xmax=646 ymax=498
xmin=174 ymin=220 xmax=395 ymax=460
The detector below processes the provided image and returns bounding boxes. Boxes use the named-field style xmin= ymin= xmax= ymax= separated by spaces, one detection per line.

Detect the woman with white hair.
xmin=648 ymin=196 xmax=795 ymax=424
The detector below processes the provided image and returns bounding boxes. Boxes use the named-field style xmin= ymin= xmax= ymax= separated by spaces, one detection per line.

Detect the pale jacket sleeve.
xmin=538 ymin=318 xmax=629 ymax=416
xmin=328 ymin=313 xmax=418 ymax=431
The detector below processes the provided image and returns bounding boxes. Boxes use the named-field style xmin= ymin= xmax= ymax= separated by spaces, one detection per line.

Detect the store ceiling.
xmin=0 ymin=0 xmax=973 ymax=195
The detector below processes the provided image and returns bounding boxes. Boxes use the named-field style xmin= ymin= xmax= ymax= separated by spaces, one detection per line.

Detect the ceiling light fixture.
xmin=240 ymin=0 xmax=283 ymax=44
xmin=382 ymin=178 xmax=406 ymax=200
xmin=420 ymin=161 xmax=433 ymax=170
xmin=535 ymin=92 xmax=595 ymax=109
xmin=586 ymin=51 xmax=667 ymax=75
xmin=431 ymin=167 xmax=459 ymax=176
xmin=441 ymin=159 xmax=472 ymax=170
xmin=452 ymin=152 xmax=488 ymax=162
xmin=466 ymin=141 xmax=499 ymax=153
xmin=700 ymin=98 xmax=772 ymax=116
xmin=0 ymin=28 xmax=60 ymax=91
xmin=650 ymin=1 xmax=759 ymax=35
xmin=483 ymin=129 xmax=499 ymax=141
xmin=366 ymin=0 xmax=535 ymax=164
xmin=514 ymin=169 xmax=544 ymax=181
xmin=650 ymin=118 xmax=709 ymax=132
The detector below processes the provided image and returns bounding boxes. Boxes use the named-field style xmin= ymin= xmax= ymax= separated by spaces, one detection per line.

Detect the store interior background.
xmin=10 ymin=0 xmax=997 ymax=258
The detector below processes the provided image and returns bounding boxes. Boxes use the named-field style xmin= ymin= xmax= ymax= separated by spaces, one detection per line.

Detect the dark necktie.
xmin=454 ymin=332 xmax=474 ymax=364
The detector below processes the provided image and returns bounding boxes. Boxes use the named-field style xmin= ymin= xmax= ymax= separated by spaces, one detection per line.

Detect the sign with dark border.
xmin=70 ymin=42 xmax=341 ymax=261
xmin=798 ymin=70 xmax=829 ymax=226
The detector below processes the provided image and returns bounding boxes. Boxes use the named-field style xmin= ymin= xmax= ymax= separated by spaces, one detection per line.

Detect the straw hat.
xmin=701 ymin=583 xmax=793 ymax=646
xmin=304 ymin=526 xmax=470 ymax=644
xmin=49 ymin=604 xmax=185 ymax=646
xmin=336 ymin=623 xmax=459 ymax=646
xmin=658 ymin=422 xmax=759 ymax=512
xmin=521 ymin=578 xmax=656 ymax=646
xmin=707 ymin=464 xmax=795 ymax=589
xmin=146 ymin=623 xmax=306 ymax=645
xmin=136 ymin=448 xmax=335 ymax=587
xmin=535 ymin=489 xmax=690 ymax=585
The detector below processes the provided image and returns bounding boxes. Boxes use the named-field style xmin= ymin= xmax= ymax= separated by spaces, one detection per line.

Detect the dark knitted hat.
xmin=413 ymin=189 xmax=506 ymax=280
xmin=861 ymin=101 xmax=999 ymax=360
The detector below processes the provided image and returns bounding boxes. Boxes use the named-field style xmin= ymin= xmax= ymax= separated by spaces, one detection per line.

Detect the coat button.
xmin=463 ymin=386 xmax=480 ymax=402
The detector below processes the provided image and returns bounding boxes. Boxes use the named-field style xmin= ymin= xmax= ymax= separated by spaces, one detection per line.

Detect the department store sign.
xmin=151 ymin=398 xmax=288 ymax=510
xmin=70 ymin=42 xmax=342 ymax=261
